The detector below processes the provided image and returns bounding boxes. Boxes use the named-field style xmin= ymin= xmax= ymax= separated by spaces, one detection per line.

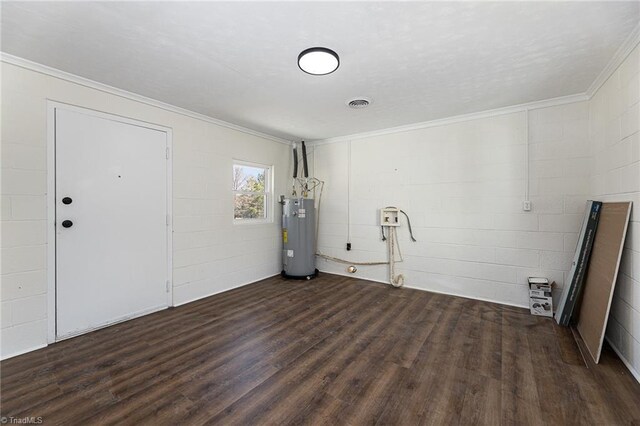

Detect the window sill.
xmin=233 ymin=219 xmax=273 ymax=226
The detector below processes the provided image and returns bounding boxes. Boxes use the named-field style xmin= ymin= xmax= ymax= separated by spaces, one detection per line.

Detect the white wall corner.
xmin=605 ymin=336 xmax=640 ymax=384
xmin=586 ymin=22 xmax=640 ymax=98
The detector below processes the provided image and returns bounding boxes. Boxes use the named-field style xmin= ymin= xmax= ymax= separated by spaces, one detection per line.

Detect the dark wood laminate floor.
xmin=2 ymin=274 xmax=639 ymax=425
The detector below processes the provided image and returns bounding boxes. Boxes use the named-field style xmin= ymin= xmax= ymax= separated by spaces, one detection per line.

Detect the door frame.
xmin=46 ymin=101 xmax=174 ymax=343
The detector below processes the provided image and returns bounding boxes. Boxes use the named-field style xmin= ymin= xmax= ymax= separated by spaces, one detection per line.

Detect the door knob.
xmin=62 ymin=197 xmax=73 ymax=205
xmin=62 ymin=220 xmax=73 ymax=228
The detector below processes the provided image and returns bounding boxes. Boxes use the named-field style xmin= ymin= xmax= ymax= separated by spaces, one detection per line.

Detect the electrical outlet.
xmin=523 ymin=200 xmax=532 ymax=212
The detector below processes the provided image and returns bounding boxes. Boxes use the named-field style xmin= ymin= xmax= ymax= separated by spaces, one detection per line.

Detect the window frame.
xmin=232 ymin=160 xmax=273 ymax=225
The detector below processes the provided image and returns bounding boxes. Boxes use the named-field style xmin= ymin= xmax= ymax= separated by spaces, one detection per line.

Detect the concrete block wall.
xmin=313 ymin=102 xmax=591 ymax=307
xmin=1 ymin=41 xmax=638 ymax=383
xmin=0 ymin=62 xmax=291 ymax=359
xmin=590 ymin=44 xmax=640 ymax=379
xmin=313 ymin=43 xmax=639 ymax=379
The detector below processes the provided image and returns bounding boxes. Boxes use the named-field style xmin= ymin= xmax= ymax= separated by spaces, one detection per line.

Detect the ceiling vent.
xmin=347 ymin=98 xmax=371 ymax=109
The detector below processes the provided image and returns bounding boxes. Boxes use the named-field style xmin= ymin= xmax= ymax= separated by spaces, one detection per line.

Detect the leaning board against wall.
xmin=577 ymin=202 xmax=632 ymax=363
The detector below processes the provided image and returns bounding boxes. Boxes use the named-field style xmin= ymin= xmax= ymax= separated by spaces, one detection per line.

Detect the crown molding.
xmin=586 ymin=22 xmax=640 ymax=98
xmin=5 ymin=18 xmax=636 ymax=149
xmin=310 ymin=22 xmax=639 ymax=146
xmin=311 ymin=92 xmax=589 ymax=146
xmin=0 ymin=52 xmax=293 ymax=146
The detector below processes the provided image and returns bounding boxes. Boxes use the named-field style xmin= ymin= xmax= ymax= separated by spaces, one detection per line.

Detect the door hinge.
xmin=166 ymin=147 xmax=170 ymax=159
xmin=166 ymin=280 xmax=170 ymax=293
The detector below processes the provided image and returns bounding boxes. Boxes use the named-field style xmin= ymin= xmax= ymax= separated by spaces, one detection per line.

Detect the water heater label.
xmin=287 ymin=250 xmax=294 ymax=257
xmin=299 ymin=208 xmax=306 ymax=218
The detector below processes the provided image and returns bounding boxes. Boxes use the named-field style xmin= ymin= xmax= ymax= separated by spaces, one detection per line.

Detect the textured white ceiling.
xmin=2 ymin=1 xmax=638 ymax=141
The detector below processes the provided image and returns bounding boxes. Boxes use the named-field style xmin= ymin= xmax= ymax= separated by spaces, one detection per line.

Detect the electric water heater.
xmin=281 ymin=197 xmax=317 ymax=279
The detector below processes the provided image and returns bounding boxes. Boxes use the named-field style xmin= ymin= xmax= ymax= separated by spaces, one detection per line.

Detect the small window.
xmin=233 ymin=161 xmax=272 ymax=222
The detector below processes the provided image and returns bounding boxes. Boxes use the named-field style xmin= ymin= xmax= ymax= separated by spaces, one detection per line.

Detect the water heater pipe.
xmin=301 ymin=141 xmax=309 ymax=178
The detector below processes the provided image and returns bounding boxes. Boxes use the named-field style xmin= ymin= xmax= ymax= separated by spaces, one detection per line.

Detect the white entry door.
xmin=55 ymin=107 xmax=170 ymax=339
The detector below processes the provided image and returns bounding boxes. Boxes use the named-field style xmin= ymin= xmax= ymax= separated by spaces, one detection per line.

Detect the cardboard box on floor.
xmin=529 ymin=277 xmax=553 ymax=317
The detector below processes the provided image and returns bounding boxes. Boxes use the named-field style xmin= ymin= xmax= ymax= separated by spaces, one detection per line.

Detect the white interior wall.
xmin=313 ymin=42 xmax=639 ymax=380
xmin=313 ymin=102 xmax=590 ymax=307
xmin=0 ymin=40 xmax=637 ymax=380
xmin=0 ymin=62 xmax=291 ymax=359
xmin=590 ymin=45 xmax=640 ymax=380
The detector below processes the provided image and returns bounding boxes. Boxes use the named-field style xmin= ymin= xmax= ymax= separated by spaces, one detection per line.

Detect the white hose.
xmin=316 ymin=253 xmax=389 ymax=266
xmin=314 ymin=179 xmax=324 ymax=256
xmin=313 ymin=187 xmax=405 ymax=287
xmin=388 ymin=227 xmax=405 ymax=288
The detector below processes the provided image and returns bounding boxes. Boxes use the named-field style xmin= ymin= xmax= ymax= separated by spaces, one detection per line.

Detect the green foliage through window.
xmin=233 ymin=164 xmax=269 ymax=220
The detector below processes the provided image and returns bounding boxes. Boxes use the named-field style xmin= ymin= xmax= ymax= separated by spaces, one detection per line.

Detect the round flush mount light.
xmin=298 ymin=47 xmax=340 ymax=75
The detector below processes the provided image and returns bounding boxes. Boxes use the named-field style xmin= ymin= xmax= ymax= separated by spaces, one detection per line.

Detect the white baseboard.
xmin=318 ymin=269 xmax=529 ymax=310
xmin=5 ymin=272 xmax=637 ymax=386
xmin=319 ymin=270 xmax=639 ymax=384
xmin=1 ymin=274 xmax=280 ymax=360
xmin=172 ymin=272 xmax=280 ymax=307
xmin=605 ymin=335 xmax=640 ymax=384
xmin=1 ymin=343 xmax=48 ymax=361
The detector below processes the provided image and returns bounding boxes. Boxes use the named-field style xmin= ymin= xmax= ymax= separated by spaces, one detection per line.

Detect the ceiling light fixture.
xmin=298 ymin=47 xmax=340 ymax=75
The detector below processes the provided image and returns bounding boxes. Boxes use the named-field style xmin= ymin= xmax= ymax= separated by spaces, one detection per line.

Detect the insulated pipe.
xmin=301 ymin=141 xmax=309 ymax=178
xmin=293 ymin=146 xmax=298 ymax=178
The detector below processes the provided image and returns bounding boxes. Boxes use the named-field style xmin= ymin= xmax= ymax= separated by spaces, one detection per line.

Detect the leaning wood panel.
xmin=577 ymin=202 xmax=632 ymax=363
